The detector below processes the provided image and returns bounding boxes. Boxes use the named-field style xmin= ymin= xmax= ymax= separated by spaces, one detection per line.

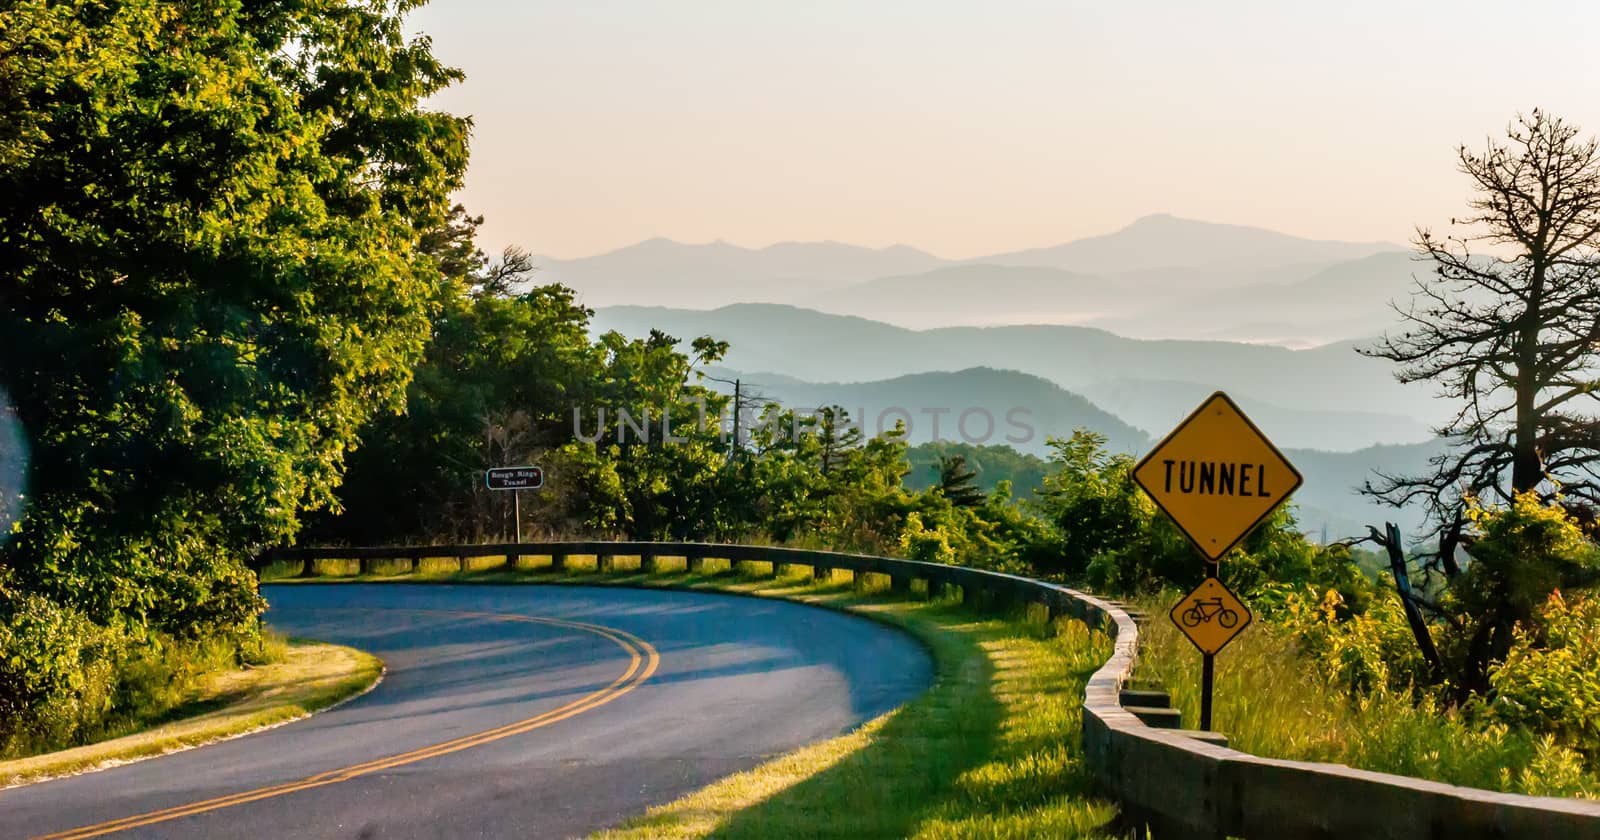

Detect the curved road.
xmin=1 ymin=584 xmax=932 ymax=839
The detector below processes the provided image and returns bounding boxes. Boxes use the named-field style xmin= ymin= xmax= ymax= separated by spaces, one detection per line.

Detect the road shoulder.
xmin=0 ymin=641 xmax=383 ymax=790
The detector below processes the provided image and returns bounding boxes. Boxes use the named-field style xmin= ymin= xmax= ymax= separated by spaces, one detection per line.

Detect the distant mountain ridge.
xmin=1077 ymin=378 xmax=1434 ymax=451
xmin=533 ymin=215 xmax=1407 ymax=343
xmin=1082 ymin=251 xmax=1423 ymax=346
xmin=963 ymin=213 xmax=1398 ymax=274
xmin=804 ymin=250 xmax=1418 ymax=343
xmin=702 ymin=366 xmax=1150 ymax=456
xmin=531 ymin=238 xmax=946 ymax=309
xmin=591 ymin=303 xmax=1445 ymax=432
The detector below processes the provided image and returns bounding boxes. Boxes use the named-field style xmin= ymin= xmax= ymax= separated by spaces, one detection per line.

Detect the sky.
xmin=408 ymin=1 xmax=1600 ymax=260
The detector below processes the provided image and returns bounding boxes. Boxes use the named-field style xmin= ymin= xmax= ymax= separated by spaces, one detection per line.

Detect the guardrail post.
xmin=456 ymin=553 xmax=469 ymax=573
xmin=812 ymin=563 xmax=830 ymax=582
xmin=888 ymin=574 xmax=912 ymax=596
xmin=687 ymin=554 xmax=705 ymax=573
xmin=551 ymin=553 xmax=567 ymax=571
xmin=641 ymin=552 xmax=657 ymax=573
xmin=598 ymin=554 xmax=614 ymax=573
xmin=724 ymin=557 xmax=740 ymax=576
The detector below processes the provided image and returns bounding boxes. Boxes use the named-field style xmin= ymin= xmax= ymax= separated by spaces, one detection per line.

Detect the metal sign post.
xmin=485 ymin=466 xmax=544 ymax=543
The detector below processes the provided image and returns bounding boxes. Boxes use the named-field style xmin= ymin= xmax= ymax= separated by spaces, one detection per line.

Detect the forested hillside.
xmin=701 ymin=367 xmax=1150 ymax=455
xmin=904 ymin=442 xmax=1050 ymax=497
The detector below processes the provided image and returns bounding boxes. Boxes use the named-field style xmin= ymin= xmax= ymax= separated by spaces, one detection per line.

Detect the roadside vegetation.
xmin=0 ymin=620 xmax=283 ymax=761
xmin=1137 ymin=587 xmax=1598 ymax=798
xmin=0 ymin=638 xmax=381 ymax=786
xmin=1089 ymin=453 xmax=1600 ymax=796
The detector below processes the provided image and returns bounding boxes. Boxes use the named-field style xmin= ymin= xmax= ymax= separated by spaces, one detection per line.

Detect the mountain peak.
xmin=972 ymin=215 xmax=1400 ymax=274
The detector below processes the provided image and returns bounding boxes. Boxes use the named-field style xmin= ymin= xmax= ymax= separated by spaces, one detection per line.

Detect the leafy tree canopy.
xmin=0 ymin=0 xmax=467 ymax=631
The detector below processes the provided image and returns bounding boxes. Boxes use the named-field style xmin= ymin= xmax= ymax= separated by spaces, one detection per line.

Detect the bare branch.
xmin=1361 ymin=111 xmax=1600 ymax=524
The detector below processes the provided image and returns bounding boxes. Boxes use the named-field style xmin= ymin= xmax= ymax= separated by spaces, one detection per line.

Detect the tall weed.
xmin=1134 ymin=591 xmax=1598 ymax=798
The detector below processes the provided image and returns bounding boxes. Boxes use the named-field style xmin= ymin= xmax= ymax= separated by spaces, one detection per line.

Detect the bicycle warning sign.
xmin=1170 ymin=577 xmax=1252 ymax=655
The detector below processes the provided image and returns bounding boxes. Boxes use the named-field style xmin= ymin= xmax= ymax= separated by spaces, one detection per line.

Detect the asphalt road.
xmin=1 ymin=583 xmax=932 ymax=839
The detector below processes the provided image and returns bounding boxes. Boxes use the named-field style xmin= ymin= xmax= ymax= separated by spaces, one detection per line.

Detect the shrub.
xmin=0 ymin=569 xmax=265 ymax=759
xmin=1136 ymin=595 xmax=1598 ymax=797
xmin=900 ymin=512 xmax=957 ymax=565
xmin=1487 ymin=591 xmax=1600 ymax=758
xmin=1272 ymin=585 xmax=1430 ymax=699
xmin=0 ymin=581 xmax=120 ymax=755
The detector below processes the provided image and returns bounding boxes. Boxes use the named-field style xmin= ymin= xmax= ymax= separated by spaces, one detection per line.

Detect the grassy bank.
xmin=0 ymin=640 xmax=383 ymax=789
xmin=264 ymin=554 xmax=1121 ymax=838
xmin=1134 ymin=595 xmax=1599 ymax=799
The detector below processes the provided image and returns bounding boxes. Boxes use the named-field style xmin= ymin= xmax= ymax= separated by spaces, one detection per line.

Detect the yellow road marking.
xmin=35 ymin=609 xmax=660 ymax=840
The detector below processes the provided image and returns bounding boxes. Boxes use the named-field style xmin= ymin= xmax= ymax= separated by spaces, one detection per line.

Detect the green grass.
xmin=266 ymin=555 xmax=1121 ymax=838
xmin=0 ymin=640 xmax=383 ymax=789
xmin=1134 ymin=593 xmax=1599 ymax=799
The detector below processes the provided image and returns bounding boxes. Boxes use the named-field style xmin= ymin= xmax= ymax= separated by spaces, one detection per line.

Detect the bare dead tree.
xmin=1361 ymin=110 xmax=1600 ymax=534
xmin=471 ymin=245 xmax=536 ymax=299
xmin=1354 ymin=112 xmax=1600 ymax=698
xmin=1361 ymin=524 xmax=1443 ymax=677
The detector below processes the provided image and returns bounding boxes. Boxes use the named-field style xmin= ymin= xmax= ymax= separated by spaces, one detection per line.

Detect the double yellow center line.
xmin=37 ymin=609 xmax=660 ymax=840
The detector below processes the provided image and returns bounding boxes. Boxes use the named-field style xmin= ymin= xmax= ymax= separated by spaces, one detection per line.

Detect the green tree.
xmin=552 ymin=331 xmax=732 ymax=539
xmin=0 ymin=0 xmax=465 ymax=630
xmin=1438 ymin=493 xmax=1600 ymax=696
xmin=904 ymin=442 xmax=1048 ymax=498
xmin=316 ymin=279 xmax=596 ymax=543
xmin=935 ymin=455 xmax=986 ymax=508
xmin=1031 ymin=431 xmax=1156 ymax=579
xmin=1488 ymin=590 xmax=1600 ymax=757
xmin=0 ymin=0 xmax=467 ymax=749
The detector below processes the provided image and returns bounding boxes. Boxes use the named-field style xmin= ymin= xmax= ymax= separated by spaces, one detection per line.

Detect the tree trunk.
xmin=1511 ymin=264 xmax=1546 ymax=494
xmin=1376 ymin=522 xmax=1443 ymax=680
xmin=1437 ymin=513 xmax=1464 ymax=579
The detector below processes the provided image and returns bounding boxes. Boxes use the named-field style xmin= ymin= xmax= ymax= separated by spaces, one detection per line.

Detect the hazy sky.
xmin=409 ymin=1 xmax=1600 ymax=260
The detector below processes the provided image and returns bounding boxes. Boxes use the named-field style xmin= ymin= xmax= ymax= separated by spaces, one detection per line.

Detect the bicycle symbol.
xmin=1181 ymin=597 xmax=1239 ymax=629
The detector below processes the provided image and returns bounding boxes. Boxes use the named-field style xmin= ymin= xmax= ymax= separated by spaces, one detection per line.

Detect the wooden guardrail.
xmin=257 ymin=541 xmax=1600 ymax=839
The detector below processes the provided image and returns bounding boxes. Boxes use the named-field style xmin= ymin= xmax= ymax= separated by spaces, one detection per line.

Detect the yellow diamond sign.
xmin=1132 ymin=392 xmax=1302 ymax=561
xmin=1170 ymin=577 xmax=1252 ymax=655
